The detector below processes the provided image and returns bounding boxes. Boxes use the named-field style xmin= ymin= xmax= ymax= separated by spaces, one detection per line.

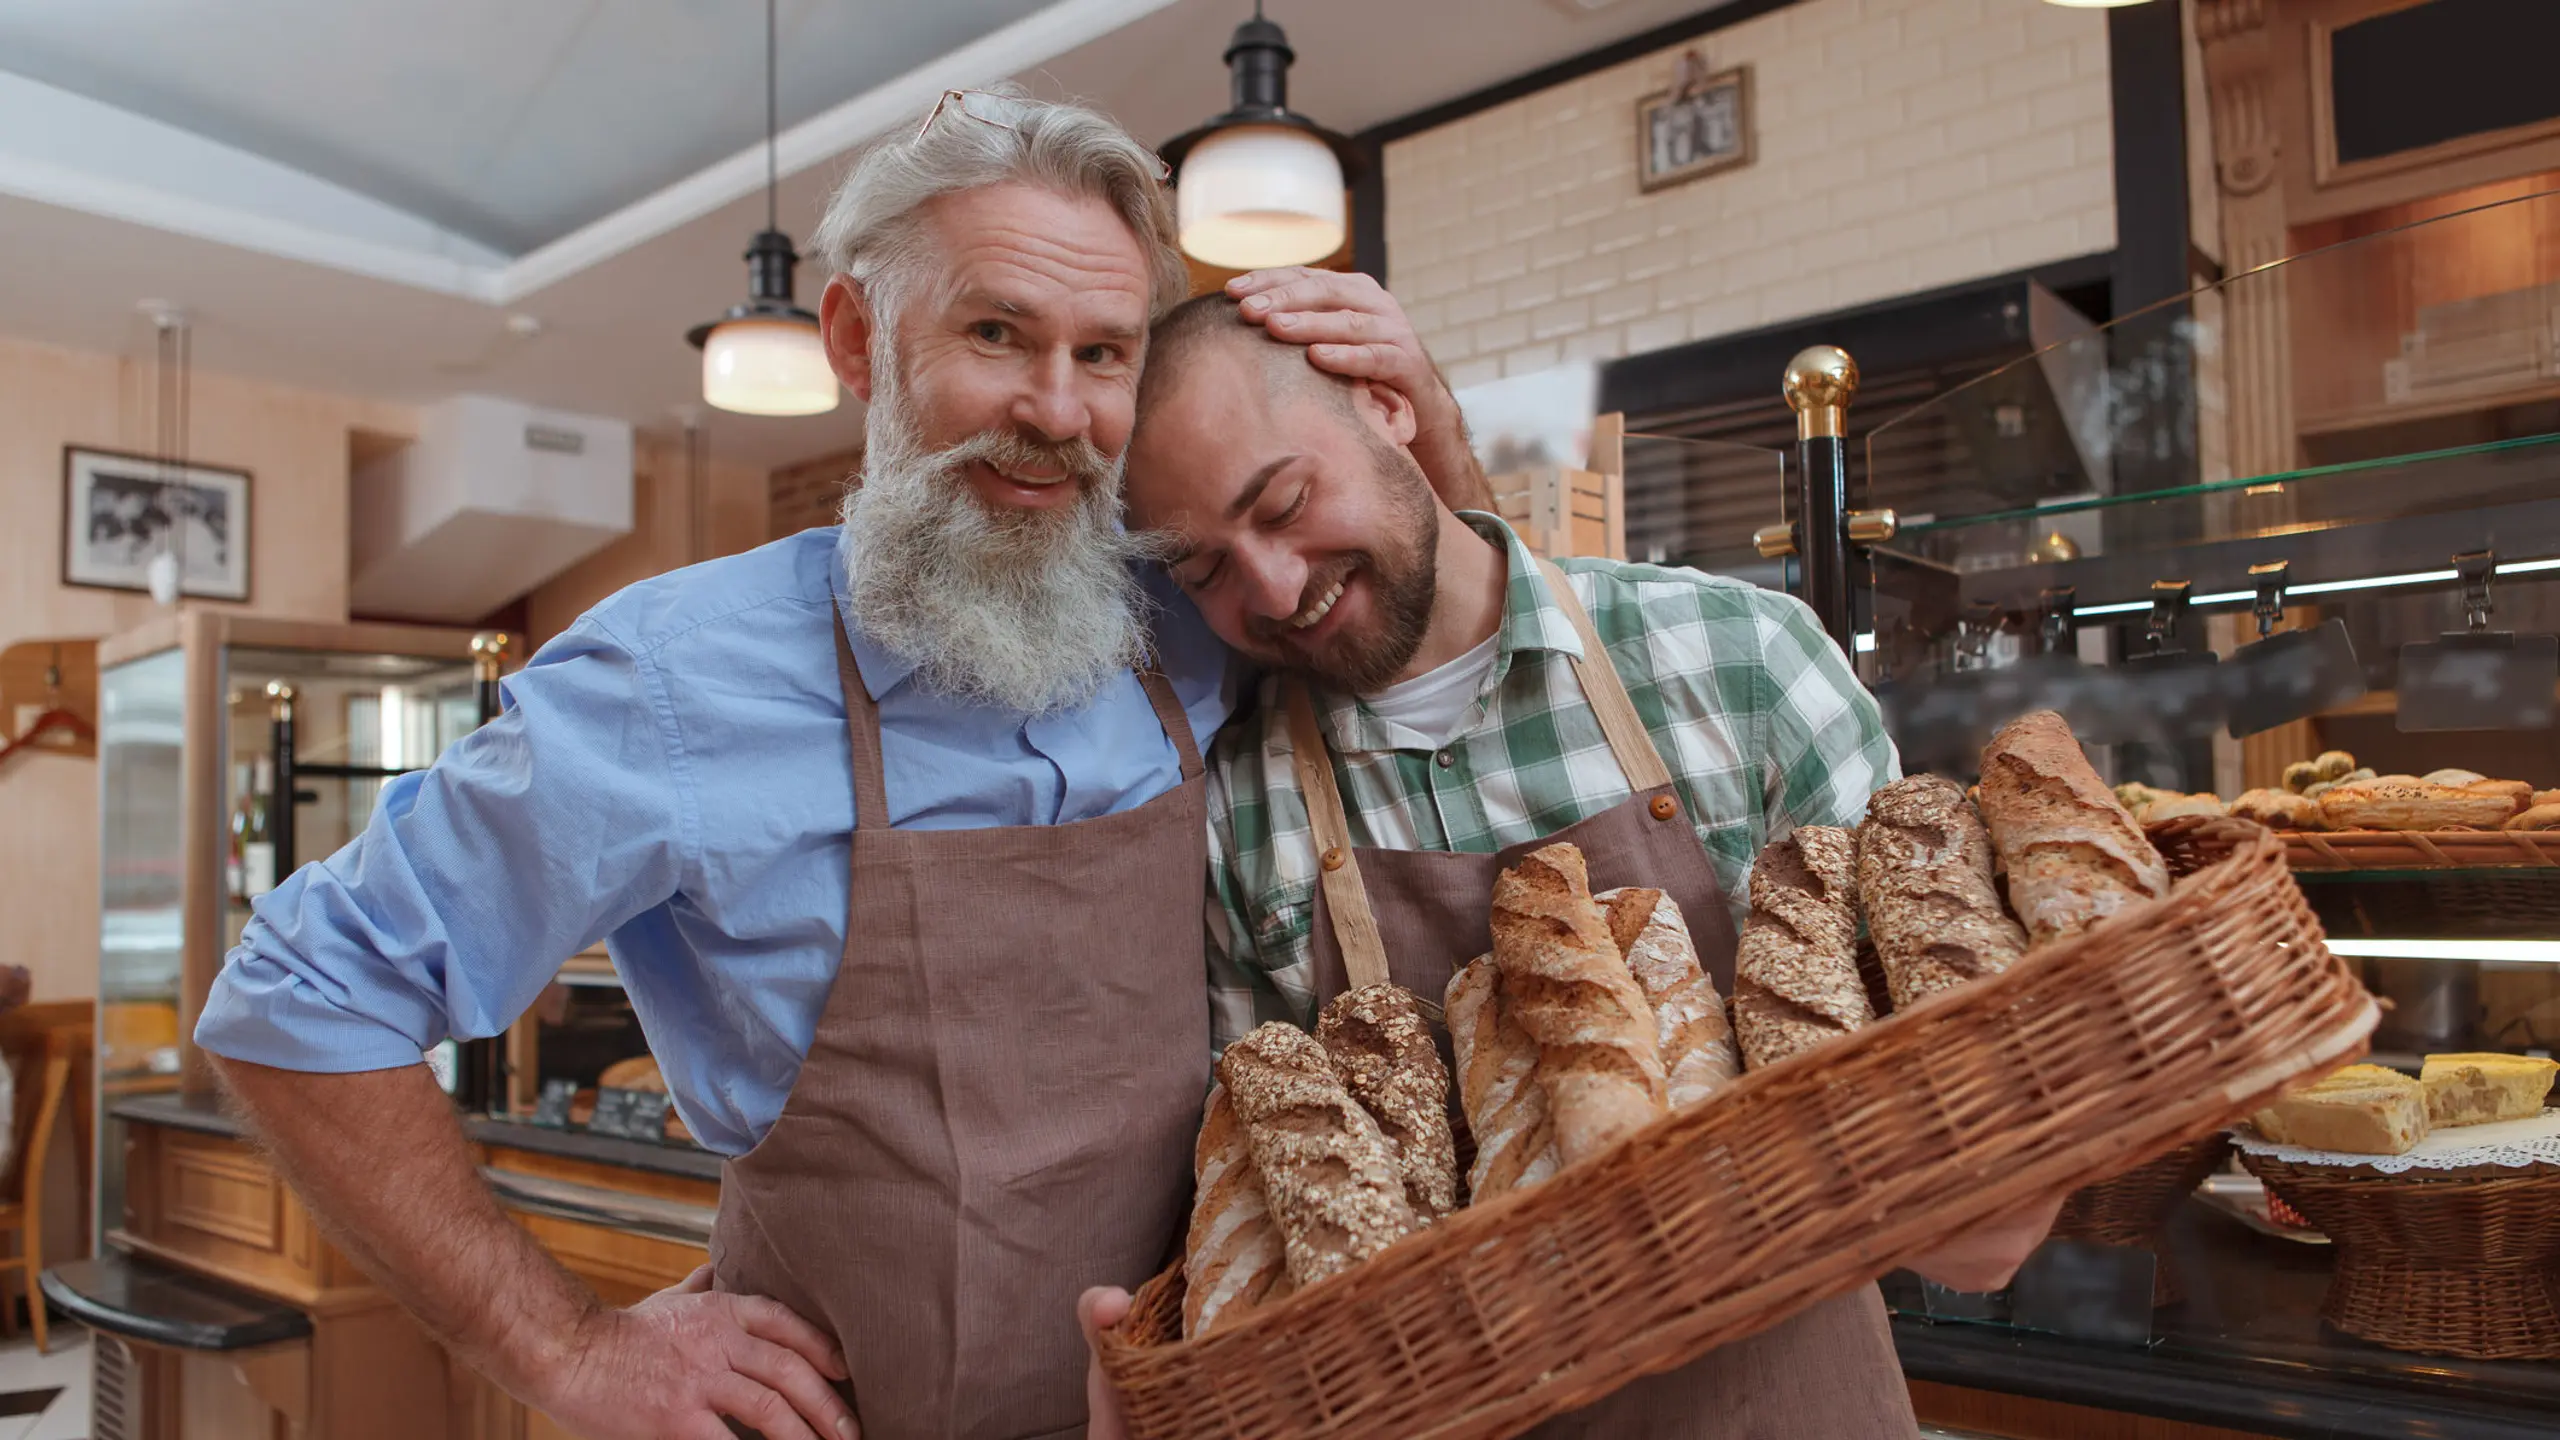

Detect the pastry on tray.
xmin=2250 ymin=1063 xmax=2429 ymax=1156
xmin=2419 ymin=1052 xmax=2559 ymax=1127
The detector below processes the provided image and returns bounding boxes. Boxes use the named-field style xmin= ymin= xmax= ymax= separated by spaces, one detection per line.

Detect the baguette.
xmin=1316 ymin=985 xmax=1458 ymax=1222
xmin=1180 ymin=1086 xmax=1294 ymax=1337
xmin=2317 ymin=781 xmax=2516 ymax=832
xmin=1444 ymin=956 xmax=1561 ymax=1202
xmin=1598 ymin=887 xmax=1739 ymax=1108
xmin=1732 ymin=827 xmax=1874 ymax=1069
xmin=1489 ymin=843 xmax=1668 ymax=1166
xmin=1855 ymin=776 xmax=2028 ymax=1010
xmin=1976 ymin=710 xmax=2171 ymax=945
xmin=2460 ymin=779 xmax=2534 ymax=815
xmin=1217 ymin=1023 xmax=1421 ymax=1287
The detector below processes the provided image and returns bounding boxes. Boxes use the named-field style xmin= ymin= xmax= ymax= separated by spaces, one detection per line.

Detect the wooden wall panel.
xmin=1910 ymin=1380 xmax=2283 ymax=1440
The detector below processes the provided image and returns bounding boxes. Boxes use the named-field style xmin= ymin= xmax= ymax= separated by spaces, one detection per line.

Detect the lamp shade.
xmin=1177 ymin=124 xmax=1347 ymax=269
xmin=701 ymin=315 xmax=839 ymax=416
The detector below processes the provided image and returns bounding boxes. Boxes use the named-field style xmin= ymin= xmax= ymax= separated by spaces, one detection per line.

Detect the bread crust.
xmin=2317 ymin=781 xmax=2518 ymax=831
xmin=1316 ymin=985 xmax=1458 ymax=1222
xmin=1489 ymin=843 xmax=1668 ymax=1165
xmin=2505 ymin=802 xmax=2560 ymax=832
xmin=1217 ymin=1023 xmax=1421 ymax=1287
xmin=1855 ymin=777 xmax=2028 ymax=1010
xmin=2231 ymin=788 xmax=2321 ymax=830
xmin=1181 ymin=1086 xmax=1294 ymax=1337
xmin=1444 ymin=956 xmax=1561 ymax=1202
xmin=1597 ymin=887 xmax=1739 ymax=1108
xmin=1733 ymin=826 xmax=1874 ymax=1068
xmin=1976 ymin=711 xmax=2171 ymax=945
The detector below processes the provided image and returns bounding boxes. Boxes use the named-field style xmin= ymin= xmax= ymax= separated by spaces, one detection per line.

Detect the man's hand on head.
xmin=1227 ymin=269 xmax=1493 ymax=513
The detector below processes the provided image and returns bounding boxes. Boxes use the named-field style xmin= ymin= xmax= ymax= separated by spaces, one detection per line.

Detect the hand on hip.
xmin=533 ymin=1264 xmax=857 ymax=1440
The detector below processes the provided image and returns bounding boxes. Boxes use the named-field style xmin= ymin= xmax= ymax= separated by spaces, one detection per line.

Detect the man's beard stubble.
xmin=1255 ymin=431 xmax=1440 ymax=695
xmin=841 ymin=363 xmax=1156 ymax=715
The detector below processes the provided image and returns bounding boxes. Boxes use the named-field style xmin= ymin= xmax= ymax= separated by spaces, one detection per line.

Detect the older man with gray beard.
xmin=196 ymin=89 xmax=1481 ymax=1440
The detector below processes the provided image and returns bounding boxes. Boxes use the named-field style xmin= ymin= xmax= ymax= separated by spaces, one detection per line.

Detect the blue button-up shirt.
xmin=194 ymin=526 xmax=1234 ymax=1155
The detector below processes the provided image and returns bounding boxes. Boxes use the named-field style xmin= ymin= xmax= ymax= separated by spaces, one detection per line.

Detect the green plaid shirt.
xmin=1203 ymin=514 xmax=1898 ymax=1051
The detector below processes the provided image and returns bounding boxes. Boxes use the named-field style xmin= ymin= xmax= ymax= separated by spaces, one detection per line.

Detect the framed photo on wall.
xmin=62 ymin=446 xmax=252 ymax=602
xmin=1638 ymin=54 xmax=1753 ymax=193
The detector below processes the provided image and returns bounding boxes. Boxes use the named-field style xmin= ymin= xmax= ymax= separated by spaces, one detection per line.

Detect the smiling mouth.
xmin=1289 ymin=575 xmax=1348 ymax=631
xmin=987 ymin=462 xmax=1069 ymax=487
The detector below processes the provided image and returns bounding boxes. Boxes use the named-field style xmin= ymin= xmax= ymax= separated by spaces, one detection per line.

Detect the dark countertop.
xmin=1893 ymin=1198 xmax=2560 ymax=1440
xmin=110 ymin=1093 xmax=724 ymax=1183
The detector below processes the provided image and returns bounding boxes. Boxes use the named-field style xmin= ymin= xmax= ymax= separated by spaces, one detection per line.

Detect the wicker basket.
xmin=1100 ymin=827 xmax=2377 ymax=1440
xmin=2051 ymin=1134 xmax=2233 ymax=1306
xmin=2239 ymin=1151 xmax=2560 ymax=1359
xmin=2286 ymin=829 xmax=2560 ymax=871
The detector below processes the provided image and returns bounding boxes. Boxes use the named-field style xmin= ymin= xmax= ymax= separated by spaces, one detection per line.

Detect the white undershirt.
xmin=1359 ymin=632 xmax=1501 ymax=750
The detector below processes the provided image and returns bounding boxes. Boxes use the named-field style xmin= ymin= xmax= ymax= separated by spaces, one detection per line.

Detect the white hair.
xmin=812 ymin=85 xmax=1186 ymax=332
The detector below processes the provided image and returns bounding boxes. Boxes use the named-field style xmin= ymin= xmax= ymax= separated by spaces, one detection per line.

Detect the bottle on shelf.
xmin=226 ymin=762 xmax=251 ymax=902
xmin=240 ymin=756 xmax=277 ymax=900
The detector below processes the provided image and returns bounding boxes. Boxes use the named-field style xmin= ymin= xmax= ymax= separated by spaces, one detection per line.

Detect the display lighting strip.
xmin=2064 ymin=556 xmax=2560 ymax=620
xmin=2325 ymin=938 xmax=2560 ymax=965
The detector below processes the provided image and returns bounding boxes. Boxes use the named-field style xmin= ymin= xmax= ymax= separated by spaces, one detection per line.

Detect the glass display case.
xmin=1823 ymin=188 xmax=2560 ymax=1428
xmin=91 ymin=615 xmax=506 ymax=1245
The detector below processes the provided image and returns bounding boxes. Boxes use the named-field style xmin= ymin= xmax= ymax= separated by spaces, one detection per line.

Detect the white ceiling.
xmin=0 ymin=0 xmax=1728 ymax=469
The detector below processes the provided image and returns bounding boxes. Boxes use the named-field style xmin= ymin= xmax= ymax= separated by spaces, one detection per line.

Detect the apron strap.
xmin=1282 ymin=681 xmax=1394 ymax=992
xmin=832 ymin=605 xmax=896 ymax=833
xmin=1135 ymin=664 xmax=1205 ymax=782
xmin=832 ymin=604 xmax=1205 ymax=831
xmin=1536 ymin=559 xmax=1676 ymax=794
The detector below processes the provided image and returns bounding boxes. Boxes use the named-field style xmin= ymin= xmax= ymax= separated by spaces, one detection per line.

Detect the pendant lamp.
xmin=1160 ymin=3 xmax=1360 ymax=270
xmin=686 ymin=0 xmax=837 ymax=416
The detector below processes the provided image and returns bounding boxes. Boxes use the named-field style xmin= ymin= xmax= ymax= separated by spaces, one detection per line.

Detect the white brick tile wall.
xmin=1386 ymin=0 xmax=2115 ymax=380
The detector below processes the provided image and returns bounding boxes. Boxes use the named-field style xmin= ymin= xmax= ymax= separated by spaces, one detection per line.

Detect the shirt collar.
xmin=1310 ymin=511 xmax=1584 ymax=753
xmin=828 ymin=543 xmax=922 ymax=702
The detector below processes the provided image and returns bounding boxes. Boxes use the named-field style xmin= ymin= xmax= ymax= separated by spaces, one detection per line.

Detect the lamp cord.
xmin=765 ymin=0 xmax=778 ymax=235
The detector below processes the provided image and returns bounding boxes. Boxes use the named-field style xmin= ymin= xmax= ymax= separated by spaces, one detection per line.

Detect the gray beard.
xmin=840 ymin=372 xmax=1155 ymax=715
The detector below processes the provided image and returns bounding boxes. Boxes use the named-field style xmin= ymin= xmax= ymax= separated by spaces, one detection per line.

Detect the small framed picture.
xmin=62 ymin=446 xmax=252 ymax=601
xmin=1638 ymin=57 xmax=1753 ymax=194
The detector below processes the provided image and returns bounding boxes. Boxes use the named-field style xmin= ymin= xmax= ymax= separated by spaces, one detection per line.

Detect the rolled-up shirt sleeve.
xmin=196 ymin=614 xmax=693 ymax=1073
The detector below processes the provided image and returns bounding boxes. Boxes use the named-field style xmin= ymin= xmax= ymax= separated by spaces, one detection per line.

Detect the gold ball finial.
xmin=1782 ymin=345 xmax=1859 ymax=440
xmin=471 ymin=631 xmax=513 ymax=679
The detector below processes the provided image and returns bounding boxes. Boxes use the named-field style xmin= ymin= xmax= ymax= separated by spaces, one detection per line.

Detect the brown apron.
xmin=1292 ymin=560 xmax=1915 ymax=1440
xmin=710 ymin=606 xmax=1211 ymax=1440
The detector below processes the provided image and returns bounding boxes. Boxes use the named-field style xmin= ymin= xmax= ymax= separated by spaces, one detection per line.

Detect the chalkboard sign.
xmin=2329 ymin=0 xmax=2560 ymax=167
xmin=588 ymin=1086 xmax=673 ymax=1143
xmin=530 ymin=1077 xmax=579 ymax=1129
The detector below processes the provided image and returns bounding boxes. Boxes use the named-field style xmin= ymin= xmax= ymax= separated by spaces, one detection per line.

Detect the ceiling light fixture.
xmin=686 ymin=0 xmax=837 ymax=417
xmin=2040 ymin=0 xmax=2153 ymax=8
xmin=1160 ymin=2 xmax=1359 ymax=270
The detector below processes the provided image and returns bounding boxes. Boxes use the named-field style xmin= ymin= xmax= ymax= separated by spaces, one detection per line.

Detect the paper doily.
xmin=2230 ymin=1107 xmax=2560 ymax=1173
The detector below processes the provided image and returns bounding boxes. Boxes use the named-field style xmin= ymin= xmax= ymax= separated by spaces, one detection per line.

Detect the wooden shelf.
xmin=2296 ymin=376 xmax=2560 ymax=439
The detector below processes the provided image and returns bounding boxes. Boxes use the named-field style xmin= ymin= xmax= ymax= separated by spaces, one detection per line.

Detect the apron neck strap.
xmin=830 ymin=606 xmax=1203 ymax=834
xmin=1535 ymin=558 xmax=1676 ymax=794
xmin=1282 ymin=680 xmax=1393 ymax=992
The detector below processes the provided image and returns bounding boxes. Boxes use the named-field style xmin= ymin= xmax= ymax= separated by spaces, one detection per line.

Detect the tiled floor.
xmin=0 ymin=1327 xmax=89 ymax=1440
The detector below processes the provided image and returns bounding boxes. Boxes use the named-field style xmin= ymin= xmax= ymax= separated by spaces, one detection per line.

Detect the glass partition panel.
xmin=97 ymin=647 xmax=184 ymax=1239
xmin=1620 ymin=431 xmax=1788 ymax=590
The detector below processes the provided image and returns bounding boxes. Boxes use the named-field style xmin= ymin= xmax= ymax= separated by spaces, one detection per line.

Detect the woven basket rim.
xmin=1107 ymin=828 xmax=2375 ymax=1415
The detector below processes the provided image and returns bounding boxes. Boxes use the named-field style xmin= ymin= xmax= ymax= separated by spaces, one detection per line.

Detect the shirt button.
xmin=1435 ymin=750 xmax=1455 ymax=768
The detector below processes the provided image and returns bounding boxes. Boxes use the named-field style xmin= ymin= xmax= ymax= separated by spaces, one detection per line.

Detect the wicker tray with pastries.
xmin=1103 ymin=712 xmax=2377 ymax=1440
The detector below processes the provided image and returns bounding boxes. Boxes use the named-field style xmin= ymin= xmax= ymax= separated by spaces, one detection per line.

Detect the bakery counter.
xmin=1896 ymin=1198 xmax=2560 ymax=1439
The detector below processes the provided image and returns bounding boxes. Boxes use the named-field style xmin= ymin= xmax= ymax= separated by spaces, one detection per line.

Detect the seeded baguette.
xmin=1316 ymin=985 xmax=1458 ymax=1223
xmin=1217 ymin=1023 xmax=1421 ymax=1287
xmin=1489 ymin=843 xmax=1668 ymax=1165
xmin=1855 ymin=776 xmax=2028 ymax=1009
xmin=1732 ymin=826 xmax=1874 ymax=1069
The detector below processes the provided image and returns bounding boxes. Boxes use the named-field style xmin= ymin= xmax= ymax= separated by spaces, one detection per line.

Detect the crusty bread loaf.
xmin=1976 ymin=710 xmax=2172 ymax=945
xmin=1855 ymin=777 xmax=2028 ymax=1010
xmin=1444 ymin=956 xmax=1560 ymax=1202
xmin=1217 ymin=1023 xmax=1421 ymax=1287
xmin=2231 ymin=788 xmax=2321 ymax=830
xmin=1732 ymin=827 xmax=1875 ymax=1069
xmin=1316 ymin=985 xmax=1458 ymax=1223
xmin=2460 ymin=779 xmax=2534 ymax=815
xmin=2507 ymin=803 xmax=2560 ymax=832
xmin=1181 ymin=1086 xmax=1294 ymax=1337
xmin=2317 ymin=780 xmax=2517 ymax=831
xmin=1598 ymin=887 xmax=1739 ymax=1108
xmin=1489 ymin=843 xmax=1668 ymax=1165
